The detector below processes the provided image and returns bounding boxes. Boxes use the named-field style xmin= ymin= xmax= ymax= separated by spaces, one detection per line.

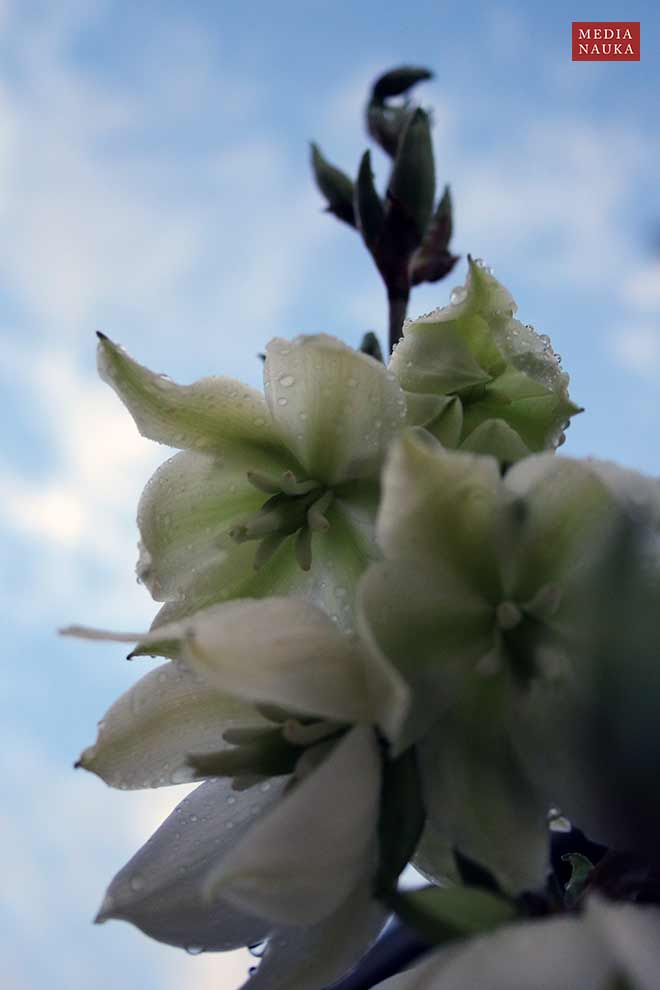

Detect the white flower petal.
xmin=204 ymin=726 xmax=382 ymax=925
xmin=96 ymin=777 xmax=285 ymax=951
xmin=76 ymin=661 xmax=268 ymax=789
xmin=264 ymin=335 xmax=407 ymax=485
xmin=588 ymin=898 xmax=660 ymax=990
xmin=359 ymin=560 xmax=493 ymax=749
xmin=242 ymin=877 xmax=387 ymax=990
xmin=418 ymin=699 xmax=548 ymax=894
xmin=376 ymin=431 xmax=501 ymax=598
xmin=97 ymin=334 xmax=283 ymax=452
xmin=370 ymin=914 xmax=611 ymax=990
xmin=136 ymin=447 xmax=293 ymax=604
xmin=502 ymin=454 xmax=618 ymax=596
xmin=160 ymin=599 xmax=374 ymax=725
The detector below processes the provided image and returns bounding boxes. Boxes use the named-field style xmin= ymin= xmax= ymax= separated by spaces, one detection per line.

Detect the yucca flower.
xmin=369 ymin=898 xmax=659 ymax=990
xmin=358 ymin=430 xmax=660 ymax=889
xmin=389 ymin=258 xmax=581 ymax=462
xmin=63 ymin=596 xmax=410 ymax=988
xmin=97 ymin=332 xmax=409 ymax=629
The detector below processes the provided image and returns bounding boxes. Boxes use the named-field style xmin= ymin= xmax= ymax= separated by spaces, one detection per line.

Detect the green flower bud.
xmin=367 ymin=66 xmax=433 ymax=158
xmin=410 ymin=184 xmax=459 ymax=286
xmin=355 ymin=150 xmax=385 ymax=253
xmin=310 ymin=143 xmax=356 ymax=227
xmin=392 ymin=258 xmax=582 ymax=461
xmin=388 ymin=108 xmax=436 ymax=243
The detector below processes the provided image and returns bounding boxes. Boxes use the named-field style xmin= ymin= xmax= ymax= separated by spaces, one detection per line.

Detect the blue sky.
xmin=1 ymin=1 xmax=658 ymax=988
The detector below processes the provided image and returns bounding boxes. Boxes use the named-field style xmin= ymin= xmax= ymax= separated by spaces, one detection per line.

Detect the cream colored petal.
xmin=95 ymin=777 xmax=285 ymax=951
xmin=97 ymin=334 xmax=283 ymax=453
xmin=175 ymin=599 xmax=374 ymax=725
xmin=76 ymin=661 xmax=268 ymax=789
xmin=370 ymin=914 xmax=611 ymax=989
xmin=204 ymin=726 xmax=381 ymax=925
xmin=418 ymin=685 xmax=548 ymax=894
xmin=136 ymin=447 xmax=293 ymax=603
xmin=358 ymin=560 xmax=494 ymax=749
xmin=376 ymin=430 xmax=502 ymax=599
xmin=502 ymin=454 xmax=617 ymax=597
xmin=243 ymin=876 xmax=387 ymax=990
xmin=264 ymin=334 xmax=407 ymax=485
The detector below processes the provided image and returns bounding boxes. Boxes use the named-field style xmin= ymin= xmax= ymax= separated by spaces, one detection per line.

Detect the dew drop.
xmin=185 ymin=945 xmax=205 ymax=956
xmin=299 ymin=411 xmax=307 ymax=420
xmin=227 ymin=795 xmax=236 ymax=805
xmin=450 ymin=286 xmax=467 ymax=305
xmin=347 ymin=377 xmax=358 ymax=388
xmin=279 ymin=374 xmax=295 ymax=387
xmin=254 ymin=417 xmax=265 ymax=426
xmin=129 ymin=875 xmax=144 ymax=892
xmin=189 ymin=814 xmax=198 ymax=823
xmin=277 ymin=397 xmax=288 ymax=406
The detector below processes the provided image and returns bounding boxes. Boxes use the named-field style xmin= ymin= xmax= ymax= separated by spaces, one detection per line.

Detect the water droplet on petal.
xmin=185 ymin=945 xmax=205 ymax=956
xmin=130 ymin=875 xmax=144 ymax=892
xmin=279 ymin=374 xmax=295 ymax=387
xmin=450 ymin=286 xmax=467 ymax=305
xmin=277 ymin=397 xmax=288 ymax=406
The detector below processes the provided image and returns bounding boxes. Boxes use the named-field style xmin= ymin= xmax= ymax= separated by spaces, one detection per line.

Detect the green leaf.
xmin=562 ymin=853 xmax=594 ymax=907
xmin=375 ymin=747 xmax=426 ymax=896
xmin=310 ymin=143 xmax=356 ymax=227
xmin=355 ymin=150 xmax=385 ymax=253
xmin=388 ymin=109 xmax=435 ymax=242
xmin=359 ymin=331 xmax=384 ymax=363
xmin=391 ymin=884 xmax=516 ymax=945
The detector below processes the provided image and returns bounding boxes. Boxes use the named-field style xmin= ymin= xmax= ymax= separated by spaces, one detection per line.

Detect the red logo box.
xmin=572 ymin=22 xmax=640 ymax=61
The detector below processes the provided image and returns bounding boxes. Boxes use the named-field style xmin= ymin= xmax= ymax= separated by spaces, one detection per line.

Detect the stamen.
xmin=523 ymin=583 xmax=562 ymax=621
xmin=475 ymin=647 xmax=502 ymax=677
xmin=295 ymin=526 xmax=313 ymax=571
xmin=279 ymin=471 xmax=319 ymax=496
xmin=282 ymin=719 xmax=342 ymax=746
xmin=254 ymin=532 xmax=288 ymax=570
xmin=307 ymin=490 xmax=334 ymax=532
xmin=246 ymin=470 xmax=283 ymax=494
xmin=496 ymin=600 xmax=523 ymax=631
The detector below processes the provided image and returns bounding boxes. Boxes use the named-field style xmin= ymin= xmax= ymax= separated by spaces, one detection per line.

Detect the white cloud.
xmin=3 ymin=737 xmax=251 ymax=990
xmin=611 ymin=323 xmax=660 ymax=380
xmin=621 ymin=262 xmax=660 ymax=312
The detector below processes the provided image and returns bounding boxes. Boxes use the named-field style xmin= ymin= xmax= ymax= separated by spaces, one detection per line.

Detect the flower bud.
xmin=392 ymin=258 xmax=581 ymax=459
xmin=310 ymin=143 xmax=356 ymax=227
xmin=388 ymin=109 xmax=436 ymax=244
xmin=355 ymin=150 xmax=385 ymax=253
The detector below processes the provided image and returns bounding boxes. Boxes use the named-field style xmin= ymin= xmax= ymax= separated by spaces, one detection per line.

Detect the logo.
xmin=572 ymin=22 xmax=640 ymax=61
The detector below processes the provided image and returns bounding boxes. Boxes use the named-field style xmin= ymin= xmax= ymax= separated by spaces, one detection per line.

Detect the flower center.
xmin=229 ymin=469 xmax=334 ymax=572
xmin=477 ymin=583 xmax=564 ymax=685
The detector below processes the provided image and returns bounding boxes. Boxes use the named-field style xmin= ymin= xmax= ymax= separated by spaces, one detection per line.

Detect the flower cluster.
xmin=66 ymin=262 xmax=660 ymax=989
